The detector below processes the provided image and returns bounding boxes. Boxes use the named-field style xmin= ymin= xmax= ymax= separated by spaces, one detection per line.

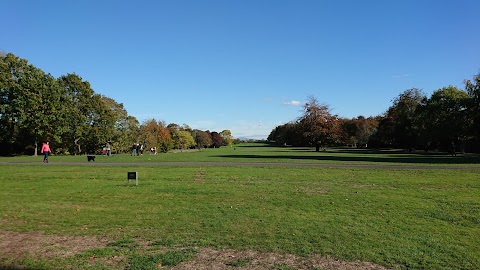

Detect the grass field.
xmin=1 ymin=143 xmax=479 ymax=269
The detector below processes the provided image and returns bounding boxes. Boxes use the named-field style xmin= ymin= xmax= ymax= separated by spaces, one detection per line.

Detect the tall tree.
xmin=100 ymin=95 xmax=138 ymax=153
xmin=385 ymin=88 xmax=425 ymax=148
xmin=58 ymin=73 xmax=106 ymax=154
xmin=0 ymin=53 xmax=65 ymax=155
xmin=219 ymin=130 xmax=234 ymax=146
xmin=267 ymin=121 xmax=305 ymax=146
xmin=465 ymin=74 xmax=480 ymax=142
xmin=341 ymin=116 xmax=379 ymax=147
xmin=299 ymin=96 xmax=341 ymax=151
xmin=417 ymin=86 xmax=469 ymax=150
xmin=194 ymin=129 xmax=212 ymax=149
xmin=210 ymin=131 xmax=223 ymax=148
xmin=139 ymin=119 xmax=173 ymax=153
xmin=175 ymin=130 xmax=196 ymax=150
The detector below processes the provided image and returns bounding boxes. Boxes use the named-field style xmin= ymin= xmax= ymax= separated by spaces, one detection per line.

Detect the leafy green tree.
xmin=100 ymin=95 xmax=139 ymax=153
xmin=175 ymin=130 xmax=196 ymax=150
xmin=219 ymin=130 xmax=234 ymax=146
xmin=58 ymin=73 xmax=108 ymax=154
xmin=417 ymin=86 xmax=469 ymax=150
xmin=194 ymin=129 xmax=212 ymax=149
xmin=268 ymin=122 xmax=305 ymax=146
xmin=465 ymin=74 xmax=480 ymax=142
xmin=0 ymin=53 xmax=65 ymax=155
xmin=385 ymin=88 xmax=425 ymax=148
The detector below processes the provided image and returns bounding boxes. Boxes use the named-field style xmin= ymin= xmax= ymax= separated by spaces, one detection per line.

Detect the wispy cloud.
xmin=283 ymin=100 xmax=303 ymax=106
xmin=392 ymin=74 xmax=410 ymax=79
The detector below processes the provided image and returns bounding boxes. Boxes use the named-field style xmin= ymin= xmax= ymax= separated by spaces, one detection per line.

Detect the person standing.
xmin=106 ymin=141 xmax=111 ymax=156
xmin=131 ymin=143 xmax=137 ymax=156
xmin=41 ymin=141 xmax=51 ymax=163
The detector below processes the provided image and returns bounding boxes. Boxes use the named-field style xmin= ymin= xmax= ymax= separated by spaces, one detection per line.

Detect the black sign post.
xmin=127 ymin=172 xmax=138 ymax=186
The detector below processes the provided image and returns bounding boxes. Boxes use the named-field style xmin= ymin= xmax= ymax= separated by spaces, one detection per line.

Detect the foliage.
xmin=219 ymin=129 xmax=234 ymax=146
xmin=0 ymin=53 xmax=139 ymax=156
xmin=173 ymin=130 xmax=196 ymax=150
xmin=465 ymin=74 xmax=480 ymax=140
xmin=101 ymin=96 xmax=138 ymax=153
xmin=194 ymin=129 xmax=212 ymax=149
xmin=138 ymin=119 xmax=173 ymax=153
xmin=299 ymin=96 xmax=342 ymax=151
xmin=417 ymin=86 xmax=469 ymax=150
xmin=210 ymin=131 xmax=223 ymax=148
xmin=385 ymin=88 xmax=425 ymax=148
xmin=269 ymin=79 xmax=480 ymax=152
xmin=341 ymin=116 xmax=379 ymax=147
xmin=0 ymin=54 xmax=68 ymax=155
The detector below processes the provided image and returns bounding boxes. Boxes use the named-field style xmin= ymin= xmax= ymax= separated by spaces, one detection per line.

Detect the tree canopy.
xmin=0 ymin=53 xmax=233 ymax=155
xmin=268 ymin=73 xmax=480 ymax=153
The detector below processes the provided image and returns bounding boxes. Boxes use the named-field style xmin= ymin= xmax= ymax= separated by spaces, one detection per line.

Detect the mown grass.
xmin=0 ymin=144 xmax=479 ymax=269
xmin=1 ymin=142 xmax=480 ymax=166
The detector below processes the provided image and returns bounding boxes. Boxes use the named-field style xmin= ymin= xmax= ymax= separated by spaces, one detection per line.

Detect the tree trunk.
xmin=315 ymin=145 xmax=320 ymax=152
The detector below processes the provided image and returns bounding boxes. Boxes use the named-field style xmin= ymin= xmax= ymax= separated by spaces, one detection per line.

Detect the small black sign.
xmin=128 ymin=172 xmax=137 ymax=179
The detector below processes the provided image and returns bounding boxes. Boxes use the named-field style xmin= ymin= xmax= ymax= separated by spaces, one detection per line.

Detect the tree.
xmin=194 ymin=129 xmax=212 ymax=149
xmin=267 ymin=121 xmax=305 ymax=146
xmin=210 ymin=131 xmax=223 ymax=148
xmin=0 ymin=53 xmax=65 ymax=155
xmin=219 ymin=130 xmax=234 ymax=146
xmin=101 ymin=95 xmax=139 ymax=153
xmin=139 ymin=119 xmax=173 ymax=153
xmin=385 ymin=88 xmax=425 ymax=148
xmin=465 ymin=74 xmax=480 ymax=141
xmin=299 ymin=96 xmax=342 ymax=151
xmin=58 ymin=73 xmax=102 ymax=154
xmin=341 ymin=116 xmax=378 ymax=147
xmin=175 ymin=130 xmax=196 ymax=150
xmin=417 ymin=86 xmax=469 ymax=150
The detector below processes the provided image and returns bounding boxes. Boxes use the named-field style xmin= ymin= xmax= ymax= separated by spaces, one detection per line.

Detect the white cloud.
xmin=283 ymin=100 xmax=303 ymax=106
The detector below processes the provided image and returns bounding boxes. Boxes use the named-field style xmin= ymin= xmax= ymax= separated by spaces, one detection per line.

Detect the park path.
xmin=1 ymin=161 xmax=479 ymax=170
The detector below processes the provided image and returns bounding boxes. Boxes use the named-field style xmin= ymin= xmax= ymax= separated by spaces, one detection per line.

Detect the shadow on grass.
xmin=217 ymin=151 xmax=480 ymax=165
xmin=0 ymin=266 xmax=39 ymax=270
xmin=235 ymin=143 xmax=276 ymax=148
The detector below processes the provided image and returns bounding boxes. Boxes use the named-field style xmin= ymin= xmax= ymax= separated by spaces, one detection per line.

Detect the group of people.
xmin=131 ymin=143 xmax=157 ymax=155
xmin=101 ymin=142 xmax=112 ymax=156
xmin=39 ymin=141 xmax=161 ymax=163
xmin=131 ymin=143 xmax=157 ymax=156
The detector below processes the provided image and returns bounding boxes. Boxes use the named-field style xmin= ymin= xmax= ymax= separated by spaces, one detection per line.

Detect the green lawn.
xmin=2 ymin=142 xmax=480 ymax=166
xmin=1 ymin=144 xmax=479 ymax=269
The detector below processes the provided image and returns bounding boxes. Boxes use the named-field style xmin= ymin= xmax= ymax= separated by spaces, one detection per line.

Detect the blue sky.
xmin=3 ymin=1 xmax=480 ymax=139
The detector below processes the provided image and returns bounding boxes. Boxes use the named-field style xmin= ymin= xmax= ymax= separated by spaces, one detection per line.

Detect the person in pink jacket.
xmin=41 ymin=141 xmax=51 ymax=163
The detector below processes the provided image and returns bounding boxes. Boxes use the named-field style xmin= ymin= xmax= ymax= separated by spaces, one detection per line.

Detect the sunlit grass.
xmin=1 ymin=161 xmax=479 ymax=269
xmin=1 ymin=142 xmax=480 ymax=166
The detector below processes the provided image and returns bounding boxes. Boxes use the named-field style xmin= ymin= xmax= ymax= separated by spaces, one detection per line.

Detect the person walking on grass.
xmin=41 ymin=141 xmax=51 ymax=163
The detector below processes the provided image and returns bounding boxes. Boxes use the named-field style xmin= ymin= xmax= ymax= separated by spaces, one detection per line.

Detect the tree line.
xmin=268 ymin=74 xmax=480 ymax=153
xmin=0 ymin=52 xmax=233 ymax=156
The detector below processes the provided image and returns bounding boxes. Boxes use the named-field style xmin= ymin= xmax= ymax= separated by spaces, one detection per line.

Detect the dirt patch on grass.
xmin=0 ymin=231 xmax=390 ymax=270
xmin=173 ymin=247 xmax=389 ymax=270
xmin=0 ymin=230 xmax=110 ymax=259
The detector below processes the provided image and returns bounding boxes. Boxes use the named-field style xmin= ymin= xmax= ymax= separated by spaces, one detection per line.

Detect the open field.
xmin=1 ymin=144 xmax=479 ymax=269
xmin=2 ymin=143 xmax=480 ymax=166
